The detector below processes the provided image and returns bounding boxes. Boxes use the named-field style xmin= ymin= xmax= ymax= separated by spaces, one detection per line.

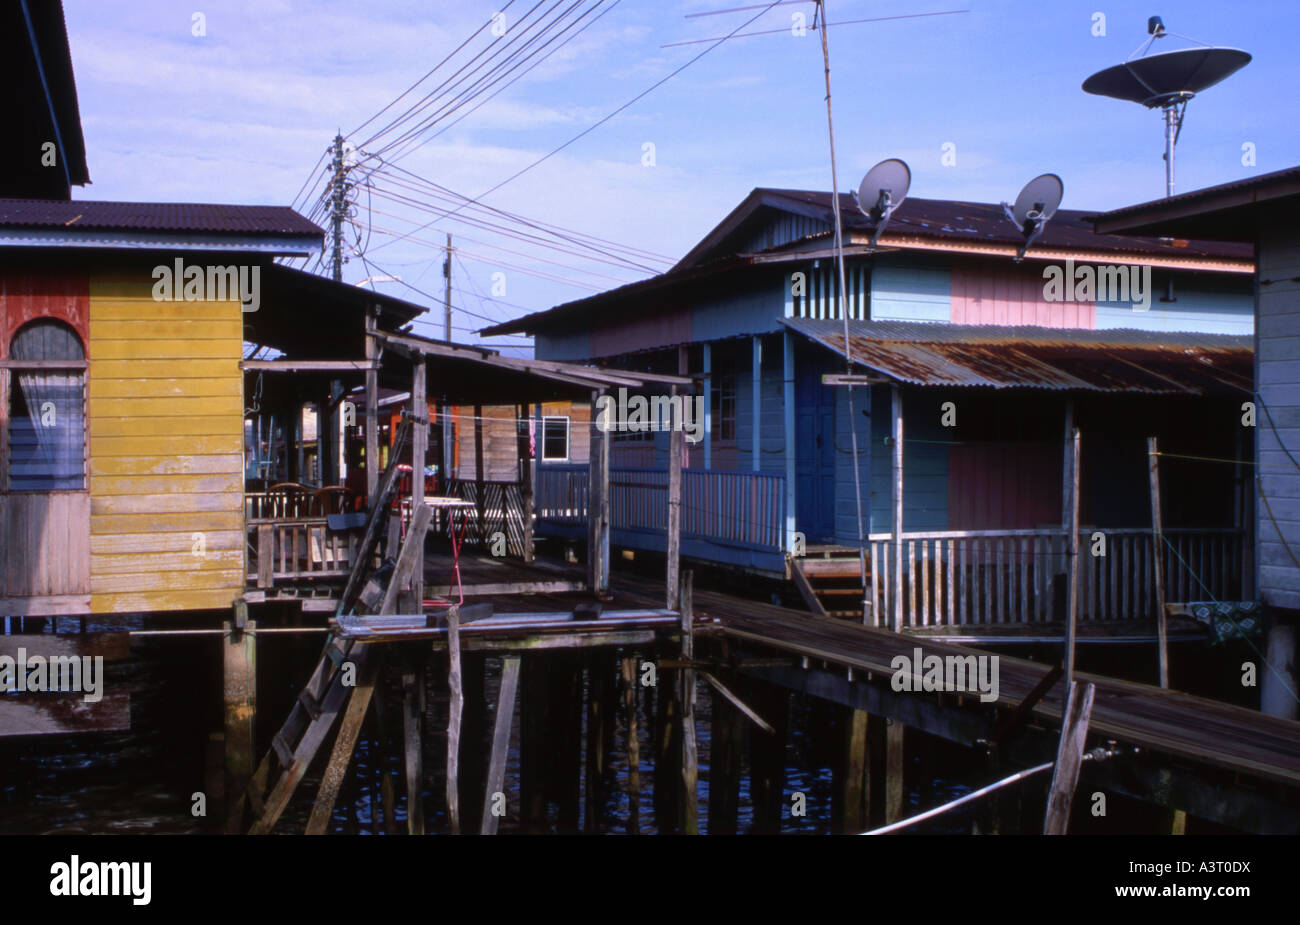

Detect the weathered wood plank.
xmin=481 ymin=655 xmax=521 ymax=835
xmin=1043 ymin=680 xmax=1096 ymax=835
xmin=0 ymin=691 xmax=130 ymax=737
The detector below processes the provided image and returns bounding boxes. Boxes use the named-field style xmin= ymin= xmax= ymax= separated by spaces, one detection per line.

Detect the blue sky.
xmin=63 ymin=1 xmax=1296 ymax=349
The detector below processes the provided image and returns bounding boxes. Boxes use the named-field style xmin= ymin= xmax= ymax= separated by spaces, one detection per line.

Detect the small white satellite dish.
xmin=1002 ymin=173 xmax=1063 ymax=261
xmin=853 ymin=158 xmax=910 ymax=249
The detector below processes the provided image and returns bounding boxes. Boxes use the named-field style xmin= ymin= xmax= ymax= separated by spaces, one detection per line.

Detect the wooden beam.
xmin=621 ymin=656 xmax=641 ymax=834
xmin=241 ymin=360 xmax=379 ymax=372
xmin=0 ymin=692 xmax=129 ymax=737
xmin=885 ymin=717 xmax=905 ymax=824
xmin=402 ymin=669 xmax=424 ymax=835
xmin=891 ymin=386 xmax=904 ymax=633
xmin=822 ymin=373 xmax=889 ymax=386
xmin=378 ymin=503 xmax=433 ymax=616
xmin=1066 ymin=428 xmax=1081 ymax=686
xmin=841 ymin=709 xmax=870 ymax=833
xmin=1148 ymin=436 xmax=1169 ymax=689
xmin=304 ymin=654 xmax=378 ymax=834
xmin=667 ymin=386 xmax=684 ymax=610
xmin=1043 ymin=680 xmax=1096 ymax=835
xmin=445 ymin=604 xmax=463 ymax=834
xmin=481 ymin=655 xmax=521 ymax=835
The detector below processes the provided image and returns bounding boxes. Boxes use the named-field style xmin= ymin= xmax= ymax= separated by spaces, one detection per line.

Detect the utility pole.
xmin=329 ymin=133 xmax=347 ymax=282
xmin=442 ymin=233 xmax=453 ymax=340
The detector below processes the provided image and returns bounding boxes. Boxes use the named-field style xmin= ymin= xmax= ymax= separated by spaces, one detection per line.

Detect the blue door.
xmin=795 ymin=352 xmax=836 ymax=541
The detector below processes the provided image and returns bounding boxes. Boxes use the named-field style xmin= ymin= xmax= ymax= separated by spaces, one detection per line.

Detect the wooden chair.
xmin=312 ymin=485 xmax=358 ymax=516
xmin=267 ymin=482 xmax=312 ymax=518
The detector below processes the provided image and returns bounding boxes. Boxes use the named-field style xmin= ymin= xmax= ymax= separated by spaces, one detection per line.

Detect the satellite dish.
xmin=1002 ymin=173 xmax=1063 ymax=261
xmin=853 ymin=157 xmax=910 ymax=249
xmin=1082 ymin=20 xmax=1250 ymax=197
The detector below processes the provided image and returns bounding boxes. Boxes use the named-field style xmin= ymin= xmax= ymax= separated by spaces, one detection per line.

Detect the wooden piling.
xmin=1043 ymin=680 xmax=1096 ymax=835
xmin=459 ymin=653 xmax=487 ymax=834
xmin=666 ymin=386 xmax=684 ymax=610
xmin=305 ymin=654 xmax=379 ymax=835
xmin=748 ymin=680 xmax=787 ymax=834
xmin=584 ymin=655 xmax=609 ymax=833
xmin=445 ymin=604 xmax=463 ymax=834
xmin=519 ymin=655 xmax=548 ymax=833
xmin=481 ymin=655 xmax=521 ymax=835
xmin=401 ymin=668 xmax=424 ymax=835
xmin=222 ymin=612 xmax=255 ymax=834
xmin=885 ymin=717 xmax=905 ymax=825
xmin=653 ymin=663 xmax=682 ymax=833
xmin=679 ymin=572 xmax=699 ymax=835
xmin=621 ymin=655 xmax=641 ymax=834
xmin=709 ymin=675 xmax=743 ymax=835
xmin=840 ymin=708 xmax=870 ymax=834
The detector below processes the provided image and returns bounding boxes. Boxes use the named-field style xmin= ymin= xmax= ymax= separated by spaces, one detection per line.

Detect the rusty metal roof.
xmin=0 ymin=198 xmax=323 ymax=236
xmin=783 ymin=318 xmax=1253 ymax=395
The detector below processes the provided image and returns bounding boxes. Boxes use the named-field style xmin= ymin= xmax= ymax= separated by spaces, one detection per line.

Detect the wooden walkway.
xmin=686 ymin=587 xmax=1300 ymax=787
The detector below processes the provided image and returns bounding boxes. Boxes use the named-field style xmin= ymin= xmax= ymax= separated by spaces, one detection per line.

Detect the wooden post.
xmin=223 ymin=612 xmax=255 ymax=834
xmin=305 ymin=653 xmax=378 ymax=835
xmin=555 ymin=653 xmax=584 ymax=831
xmin=621 ymin=656 xmax=641 ymax=834
xmin=1066 ymin=428 xmax=1081 ymax=686
xmin=481 ymin=655 xmax=521 ymax=835
xmin=411 ymin=356 xmax=427 ymax=604
xmin=583 ymin=656 xmax=606 ymax=833
xmin=708 ymin=673 xmax=743 ymax=835
xmin=365 ymin=310 xmax=379 ymax=506
xmin=748 ymin=679 xmax=787 ymax=834
xmin=667 ymin=386 xmax=684 ymax=610
xmin=1148 ymin=436 xmax=1169 ymax=689
xmin=891 ymin=386 xmax=904 ymax=633
xmin=459 ymin=654 xmax=487 ymax=834
xmin=1061 ymin=399 xmax=1074 ymax=531
xmin=519 ymin=655 xmax=547 ymax=833
xmin=840 ymin=708 xmax=870 ymax=833
xmin=588 ymin=391 xmax=611 ymax=595
xmin=653 ymin=662 xmax=681 ymax=832
xmin=598 ymin=393 xmax=611 ymax=592
xmin=518 ymin=404 xmax=534 ymax=562
xmin=783 ymin=331 xmax=796 ymax=554
xmin=401 ymin=668 xmax=424 ymax=835
xmin=885 ymin=717 xmax=905 ymax=825
xmin=371 ymin=658 xmax=398 ymax=834
xmin=702 ymin=343 xmax=712 ymax=471
xmin=445 ymin=604 xmax=463 ymax=834
xmin=473 ymin=403 xmax=486 ymax=543
xmin=679 ymin=572 xmax=699 ymax=835
xmin=1043 ymin=680 xmax=1096 ymax=835
xmin=751 ymin=336 xmax=762 ymax=472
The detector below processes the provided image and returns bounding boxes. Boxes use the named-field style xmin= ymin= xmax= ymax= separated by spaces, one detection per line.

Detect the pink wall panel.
xmin=951 ymin=261 xmax=1095 ymax=329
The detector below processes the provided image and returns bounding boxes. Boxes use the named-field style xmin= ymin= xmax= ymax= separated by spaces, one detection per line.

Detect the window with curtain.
xmin=7 ymin=321 xmax=86 ymax=491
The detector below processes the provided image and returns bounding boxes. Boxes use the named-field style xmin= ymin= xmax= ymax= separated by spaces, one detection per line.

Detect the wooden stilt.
xmin=371 ymin=657 xmax=398 ymax=835
xmin=749 ymin=680 xmax=787 ymax=834
xmin=679 ymin=572 xmax=699 ymax=835
xmin=584 ymin=655 xmax=609 ymax=833
xmin=402 ymin=668 xmax=424 ymax=835
xmin=840 ymin=708 xmax=870 ymax=834
xmin=621 ymin=656 xmax=641 ymax=834
xmin=709 ymin=675 xmax=743 ymax=835
xmin=223 ymin=611 xmax=255 ymax=835
xmin=305 ymin=655 xmax=379 ymax=835
xmin=666 ymin=387 xmax=684 ymax=610
xmin=519 ymin=655 xmax=547 ymax=833
xmin=481 ymin=655 xmax=521 ymax=835
xmin=885 ymin=718 xmax=905 ymax=825
xmin=653 ymin=665 xmax=681 ymax=833
xmin=459 ymin=654 xmax=487 ymax=834
xmin=1043 ymin=680 xmax=1096 ymax=835
xmin=555 ymin=653 xmax=583 ymax=832
xmin=445 ymin=604 xmax=463 ymax=834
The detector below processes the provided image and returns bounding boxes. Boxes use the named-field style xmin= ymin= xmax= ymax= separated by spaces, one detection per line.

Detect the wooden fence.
xmin=864 ymin=527 xmax=1246 ymax=629
xmin=246 ymin=518 xmax=359 ymax=587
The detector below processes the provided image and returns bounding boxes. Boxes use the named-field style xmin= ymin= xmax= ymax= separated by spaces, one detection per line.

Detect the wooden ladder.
xmin=240 ymin=417 xmax=420 ymax=835
xmin=791 ymin=551 xmax=871 ymax=620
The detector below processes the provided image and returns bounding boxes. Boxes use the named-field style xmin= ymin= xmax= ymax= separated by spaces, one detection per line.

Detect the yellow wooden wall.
xmin=87 ymin=274 xmax=245 ymax=614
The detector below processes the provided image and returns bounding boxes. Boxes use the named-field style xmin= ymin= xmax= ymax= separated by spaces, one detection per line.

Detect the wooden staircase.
xmin=791 ymin=547 xmax=870 ymax=620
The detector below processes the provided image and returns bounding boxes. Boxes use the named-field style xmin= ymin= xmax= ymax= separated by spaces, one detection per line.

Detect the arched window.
xmin=6 ymin=320 xmax=86 ymax=490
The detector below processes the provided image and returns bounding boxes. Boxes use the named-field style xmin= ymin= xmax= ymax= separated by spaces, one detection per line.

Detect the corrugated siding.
xmin=1257 ymin=217 xmax=1300 ymax=609
xmin=87 ymin=274 xmax=245 ymax=614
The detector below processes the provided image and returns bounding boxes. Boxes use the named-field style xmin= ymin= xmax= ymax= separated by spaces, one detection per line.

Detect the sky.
xmin=62 ymin=0 xmax=1298 ymax=351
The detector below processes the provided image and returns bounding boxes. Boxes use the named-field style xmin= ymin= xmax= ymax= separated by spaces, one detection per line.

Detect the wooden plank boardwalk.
xmin=683 ymin=586 xmax=1300 ymax=787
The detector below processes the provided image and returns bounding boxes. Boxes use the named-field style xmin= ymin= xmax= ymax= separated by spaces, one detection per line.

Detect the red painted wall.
xmin=0 ymin=271 xmax=91 ymax=357
xmin=948 ymin=441 xmax=1061 ymax=530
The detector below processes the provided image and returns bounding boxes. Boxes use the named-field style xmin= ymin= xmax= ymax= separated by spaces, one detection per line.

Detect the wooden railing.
xmin=863 ymin=527 xmax=1245 ymax=629
xmin=246 ymin=518 xmax=360 ymax=587
xmin=537 ymin=464 xmax=787 ymax=552
xmin=444 ymin=478 xmax=528 ymax=557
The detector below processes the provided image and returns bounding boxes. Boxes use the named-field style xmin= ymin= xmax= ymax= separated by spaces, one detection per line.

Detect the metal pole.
xmin=443 ymin=233 xmax=453 ymax=340
xmin=816 ymin=0 xmax=870 ymax=618
xmin=1163 ymin=105 xmax=1176 ymax=198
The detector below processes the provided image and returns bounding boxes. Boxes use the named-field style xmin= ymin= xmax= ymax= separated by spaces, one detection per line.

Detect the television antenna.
xmin=852 ymin=157 xmax=911 ymax=250
xmin=1082 ymin=15 xmax=1250 ymax=197
xmin=1001 ymin=173 xmax=1063 ymax=261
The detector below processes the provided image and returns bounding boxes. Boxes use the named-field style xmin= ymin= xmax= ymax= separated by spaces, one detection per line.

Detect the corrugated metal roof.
xmin=754 ymin=190 xmax=1253 ymax=262
xmin=784 ymin=318 xmax=1252 ymax=395
xmin=0 ymin=198 xmax=323 ymax=236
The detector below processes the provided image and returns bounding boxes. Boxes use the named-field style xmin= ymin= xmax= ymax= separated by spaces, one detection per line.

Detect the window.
xmin=541 ymin=416 xmax=569 ymax=461
xmin=5 ymin=321 xmax=86 ymax=490
xmin=711 ymin=373 xmax=737 ymax=442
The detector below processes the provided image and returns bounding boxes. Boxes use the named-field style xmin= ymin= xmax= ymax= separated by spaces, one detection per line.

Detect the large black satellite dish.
xmin=1082 ymin=20 xmax=1251 ymax=197
xmin=1082 ymin=46 xmax=1251 ymax=108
